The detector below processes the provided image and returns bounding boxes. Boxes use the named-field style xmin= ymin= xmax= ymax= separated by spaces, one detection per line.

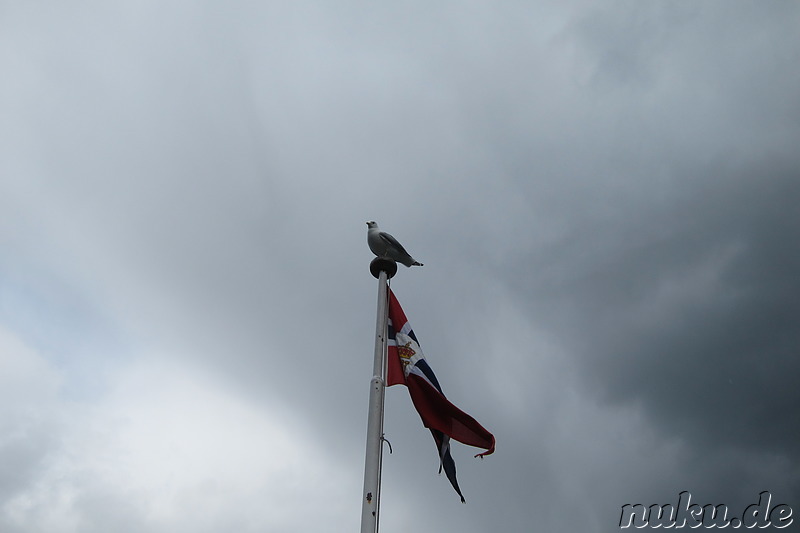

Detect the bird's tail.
xmin=412 ymin=261 xmax=423 ymax=267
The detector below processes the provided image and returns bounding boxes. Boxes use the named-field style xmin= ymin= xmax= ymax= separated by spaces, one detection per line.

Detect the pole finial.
xmin=370 ymin=257 xmax=397 ymax=279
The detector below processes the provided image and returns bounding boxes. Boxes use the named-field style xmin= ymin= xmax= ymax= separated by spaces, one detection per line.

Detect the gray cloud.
xmin=2 ymin=1 xmax=799 ymax=531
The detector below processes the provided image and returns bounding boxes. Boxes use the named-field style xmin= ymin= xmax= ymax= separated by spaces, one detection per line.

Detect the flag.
xmin=386 ymin=289 xmax=495 ymax=502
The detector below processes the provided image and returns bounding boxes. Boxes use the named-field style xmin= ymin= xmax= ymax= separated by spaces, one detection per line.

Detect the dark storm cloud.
xmin=510 ymin=162 xmax=800 ymax=452
xmin=461 ymin=1 xmax=800 ymax=518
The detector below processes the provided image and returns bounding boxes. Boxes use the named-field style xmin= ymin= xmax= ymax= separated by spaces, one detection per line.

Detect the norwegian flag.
xmin=386 ymin=289 xmax=495 ymax=502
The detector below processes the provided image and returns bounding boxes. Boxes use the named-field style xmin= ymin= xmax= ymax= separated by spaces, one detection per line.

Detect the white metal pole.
xmin=361 ymin=264 xmax=391 ymax=533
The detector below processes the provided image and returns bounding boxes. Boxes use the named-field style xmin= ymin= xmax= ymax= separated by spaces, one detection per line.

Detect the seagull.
xmin=366 ymin=221 xmax=423 ymax=267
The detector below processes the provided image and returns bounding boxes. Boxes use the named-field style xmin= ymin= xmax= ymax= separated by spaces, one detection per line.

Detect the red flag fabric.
xmin=385 ymin=289 xmax=495 ymax=500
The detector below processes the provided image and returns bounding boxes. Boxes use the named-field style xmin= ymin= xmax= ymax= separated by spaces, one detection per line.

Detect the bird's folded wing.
xmin=379 ymin=232 xmax=410 ymax=255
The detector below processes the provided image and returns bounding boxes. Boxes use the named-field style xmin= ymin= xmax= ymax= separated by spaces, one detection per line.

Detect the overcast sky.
xmin=2 ymin=1 xmax=799 ymax=532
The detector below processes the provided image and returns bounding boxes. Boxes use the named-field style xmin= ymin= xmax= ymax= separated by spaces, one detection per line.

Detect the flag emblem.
xmin=397 ymin=342 xmax=416 ymax=369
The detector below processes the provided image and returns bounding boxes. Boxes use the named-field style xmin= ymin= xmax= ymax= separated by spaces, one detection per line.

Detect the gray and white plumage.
xmin=366 ymin=221 xmax=423 ymax=267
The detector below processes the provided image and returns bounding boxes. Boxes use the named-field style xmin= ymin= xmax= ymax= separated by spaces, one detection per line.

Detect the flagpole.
xmin=361 ymin=258 xmax=397 ymax=533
